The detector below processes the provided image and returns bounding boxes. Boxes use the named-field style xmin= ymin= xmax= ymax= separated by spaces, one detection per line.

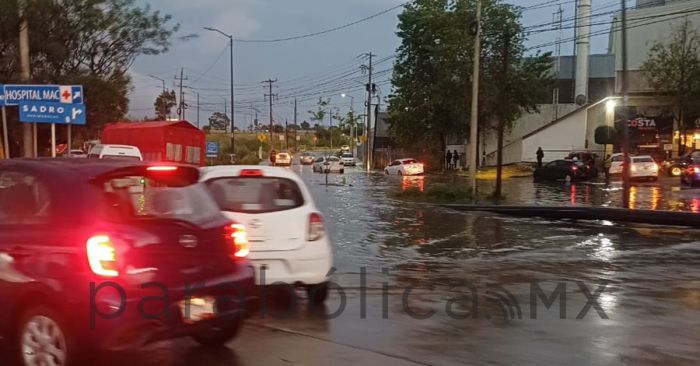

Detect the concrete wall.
xmin=521 ymin=108 xmax=588 ymax=163
xmin=480 ymin=104 xmax=578 ymax=165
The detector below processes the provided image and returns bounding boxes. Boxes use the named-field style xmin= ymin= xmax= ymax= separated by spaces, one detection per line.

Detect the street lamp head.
xmin=341 ymin=93 xmax=347 ymax=98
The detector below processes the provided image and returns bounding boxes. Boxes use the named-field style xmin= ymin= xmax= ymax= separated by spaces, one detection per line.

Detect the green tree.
xmin=154 ymin=90 xmax=177 ymax=120
xmin=641 ymin=19 xmax=700 ymax=154
xmin=208 ymin=112 xmax=230 ymax=131
xmin=300 ymin=120 xmax=311 ymax=130
xmin=308 ymin=97 xmax=330 ymax=125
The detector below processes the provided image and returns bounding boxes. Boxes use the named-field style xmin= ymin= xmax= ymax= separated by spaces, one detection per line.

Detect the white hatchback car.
xmin=312 ymin=156 xmax=344 ymax=173
xmin=385 ymin=158 xmax=424 ymax=176
xmin=200 ymin=165 xmax=333 ymax=303
xmin=608 ymin=153 xmax=625 ymax=175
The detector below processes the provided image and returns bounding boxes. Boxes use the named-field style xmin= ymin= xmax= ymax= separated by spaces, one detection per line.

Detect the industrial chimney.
xmin=575 ymin=0 xmax=591 ymax=105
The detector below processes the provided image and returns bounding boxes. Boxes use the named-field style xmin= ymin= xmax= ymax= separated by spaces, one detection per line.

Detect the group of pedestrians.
xmin=445 ymin=150 xmax=461 ymax=170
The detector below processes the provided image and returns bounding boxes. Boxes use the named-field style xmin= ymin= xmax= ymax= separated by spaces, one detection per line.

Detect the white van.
xmin=87 ymin=144 xmax=143 ymax=161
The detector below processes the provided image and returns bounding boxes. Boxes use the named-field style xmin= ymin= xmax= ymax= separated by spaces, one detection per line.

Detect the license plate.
xmin=180 ymin=297 xmax=216 ymax=323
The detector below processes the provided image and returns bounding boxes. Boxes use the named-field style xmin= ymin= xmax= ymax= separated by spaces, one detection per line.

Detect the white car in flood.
xmin=385 ymin=158 xmax=424 ymax=176
xmin=312 ymin=156 xmax=344 ymax=173
xmin=200 ymin=166 xmax=333 ymax=303
xmin=629 ymin=155 xmax=659 ymax=180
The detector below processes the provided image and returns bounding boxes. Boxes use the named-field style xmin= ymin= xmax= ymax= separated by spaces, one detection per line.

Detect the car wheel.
xmin=385 ymin=170 xmax=389 ymax=175
xmin=670 ymin=166 xmax=682 ymax=176
xmin=192 ymin=317 xmax=242 ymax=347
xmin=17 ymin=306 xmax=72 ymax=366
xmin=340 ymin=170 xmax=344 ymax=174
xmin=307 ymin=282 xmax=329 ymax=304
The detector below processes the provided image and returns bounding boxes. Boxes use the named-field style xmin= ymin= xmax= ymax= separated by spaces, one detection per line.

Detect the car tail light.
xmin=239 ymin=169 xmax=263 ymax=177
xmin=571 ymin=165 xmax=578 ymax=171
xmin=653 ymin=163 xmax=659 ymax=171
xmin=631 ymin=165 xmax=637 ymax=172
xmin=693 ymin=167 xmax=700 ymax=174
xmin=308 ymin=213 xmax=325 ymax=241
xmin=86 ymin=235 xmax=119 ymax=277
xmin=147 ymin=166 xmax=178 ymax=172
xmin=226 ymin=223 xmax=249 ymax=258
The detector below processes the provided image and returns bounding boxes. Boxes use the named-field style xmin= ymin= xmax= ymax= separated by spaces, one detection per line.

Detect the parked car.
xmin=629 ymin=155 xmax=659 ymax=181
xmin=200 ymin=166 xmax=333 ymax=303
xmin=663 ymin=149 xmax=700 ymax=176
xmin=340 ymin=152 xmax=356 ymax=166
xmin=681 ymin=161 xmax=700 ymax=187
xmin=384 ymin=159 xmax=424 ymax=176
xmin=566 ymin=150 xmax=598 ymax=177
xmin=534 ymin=159 xmax=591 ymax=181
xmin=608 ymin=153 xmax=626 ymax=175
xmin=299 ymin=152 xmax=315 ymax=165
xmin=312 ymin=156 xmax=344 ymax=173
xmin=274 ymin=152 xmax=292 ymax=166
xmin=88 ymin=144 xmax=143 ymax=161
xmin=0 ymin=159 xmax=256 ymax=366
xmin=64 ymin=149 xmax=87 ymax=158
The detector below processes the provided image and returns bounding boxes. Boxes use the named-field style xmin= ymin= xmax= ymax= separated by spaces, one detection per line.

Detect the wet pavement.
xmin=95 ymin=166 xmax=700 ymax=365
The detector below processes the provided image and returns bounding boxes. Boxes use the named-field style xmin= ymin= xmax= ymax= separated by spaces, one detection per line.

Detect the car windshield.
xmin=98 ymin=176 xmax=222 ymax=226
xmin=328 ymin=156 xmax=340 ymax=162
xmin=204 ymin=177 xmax=304 ymax=213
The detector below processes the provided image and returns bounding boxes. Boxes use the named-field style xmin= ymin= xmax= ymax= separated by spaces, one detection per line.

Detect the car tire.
xmin=192 ymin=317 xmax=242 ymax=347
xmin=16 ymin=306 xmax=73 ymax=366
xmin=385 ymin=170 xmax=389 ymax=175
xmin=340 ymin=169 xmax=344 ymax=174
xmin=307 ymin=282 xmax=329 ymax=304
xmin=670 ymin=166 xmax=682 ymax=176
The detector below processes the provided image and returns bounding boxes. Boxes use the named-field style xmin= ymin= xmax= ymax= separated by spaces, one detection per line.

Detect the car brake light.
xmin=226 ymin=223 xmax=249 ymax=258
xmin=86 ymin=235 xmax=119 ymax=277
xmin=147 ymin=166 xmax=178 ymax=172
xmin=239 ymin=169 xmax=263 ymax=177
xmin=631 ymin=165 xmax=637 ymax=172
xmin=308 ymin=213 xmax=325 ymax=241
xmin=653 ymin=163 xmax=659 ymax=171
xmin=571 ymin=165 xmax=577 ymax=171
xmin=693 ymin=167 xmax=700 ymax=174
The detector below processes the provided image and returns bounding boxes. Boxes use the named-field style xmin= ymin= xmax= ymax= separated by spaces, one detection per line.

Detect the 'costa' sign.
xmin=628 ymin=118 xmax=656 ymax=130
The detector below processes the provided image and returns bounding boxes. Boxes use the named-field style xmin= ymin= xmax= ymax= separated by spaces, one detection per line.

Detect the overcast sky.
xmin=128 ymin=0 xmax=624 ymax=126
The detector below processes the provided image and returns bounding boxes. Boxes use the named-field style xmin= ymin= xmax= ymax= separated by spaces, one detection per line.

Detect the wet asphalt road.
xmin=93 ymin=165 xmax=700 ymax=365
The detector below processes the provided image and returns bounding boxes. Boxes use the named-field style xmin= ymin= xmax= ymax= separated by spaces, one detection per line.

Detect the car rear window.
xmin=342 ymin=153 xmax=353 ymax=158
xmin=633 ymin=157 xmax=654 ymax=163
xmin=98 ymin=175 xmax=222 ymax=226
xmin=204 ymin=177 xmax=304 ymax=213
xmin=402 ymin=159 xmax=418 ymax=164
xmin=102 ymin=155 xmax=141 ymax=161
xmin=328 ymin=157 xmax=340 ymax=162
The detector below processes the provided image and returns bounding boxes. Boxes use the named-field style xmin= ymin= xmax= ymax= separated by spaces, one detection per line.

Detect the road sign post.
xmin=2 ymin=84 xmax=85 ymax=157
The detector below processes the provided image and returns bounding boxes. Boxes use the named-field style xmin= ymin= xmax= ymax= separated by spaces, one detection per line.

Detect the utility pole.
xmin=263 ymin=79 xmax=278 ymax=150
xmin=285 ymin=120 xmax=289 ymax=150
xmin=621 ymin=0 xmax=631 ymax=208
xmin=18 ymin=0 xmax=32 ymax=157
xmin=468 ymin=0 xmax=481 ymax=195
xmin=175 ymin=68 xmax=188 ymax=120
xmin=494 ymin=30 xmax=511 ymax=199
xmin=196 ymin=92 xmax=200 ymax=128
xmin=365 ymin=52 xmax=374 ymax=171
xmin=294 ymin=99 xmax=298 ymax=152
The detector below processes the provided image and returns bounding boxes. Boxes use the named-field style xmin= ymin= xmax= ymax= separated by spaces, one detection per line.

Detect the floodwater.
xmin=92 ymin=165 xmax=700 ymax=366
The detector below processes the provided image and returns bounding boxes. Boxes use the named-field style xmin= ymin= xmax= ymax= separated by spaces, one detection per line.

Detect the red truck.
xmin=101 ymin=121 xmax=205 ymax=165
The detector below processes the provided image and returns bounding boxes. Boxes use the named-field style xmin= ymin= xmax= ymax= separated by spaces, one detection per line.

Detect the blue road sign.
xmin=206 ymin=142 xmax=218 ymax=158
xmin=0 ymin=84 xmax=5 ymax=106
xmin=2 ymin=84 xmax=83 ymax=106
xmin=18 ymin=102 xmax=86 ymax=125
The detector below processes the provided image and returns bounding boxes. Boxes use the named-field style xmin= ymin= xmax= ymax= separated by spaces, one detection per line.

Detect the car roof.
xmin=0 ymin=158 xmax=157 ymax=176
xmin=631 ymin=155 xmax=653 ymax=159
xmin=200 ymin=165 xmax=302 ymax=181
xmin=398 ymin=158 xmax=415 ymax=161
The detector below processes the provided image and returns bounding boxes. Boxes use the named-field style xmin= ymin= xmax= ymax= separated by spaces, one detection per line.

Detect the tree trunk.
xmin=495 ymin=119 xmax=505 ymax=197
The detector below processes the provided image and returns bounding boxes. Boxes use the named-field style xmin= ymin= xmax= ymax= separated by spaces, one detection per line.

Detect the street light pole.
xmin=204 ymin=27 xmax=236 ymax=159
xmin=468 ymin=0 xmax=482 ymax=196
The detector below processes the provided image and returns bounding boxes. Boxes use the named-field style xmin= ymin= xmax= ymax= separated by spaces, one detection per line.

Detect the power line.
xmin=233 ymin=2 xmax=409 ymax=43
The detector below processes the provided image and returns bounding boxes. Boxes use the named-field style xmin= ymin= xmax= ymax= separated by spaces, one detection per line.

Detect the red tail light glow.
xmin=308 ymin=213 xmax=325 ymax=241
xmin=226 ymin=223 xmax=249 ymax=258
xmin=694 ymin=167 xmax=700 ymax=174
xmin=147 ymin=166 xmax=178 ymax=172
xmin=571 ymin=165 xmax=578 ymax=171
xmin=86 ymin=235 xmax=119 ymax=277
xmin=239 ymin=169 xmax=263 ymax=177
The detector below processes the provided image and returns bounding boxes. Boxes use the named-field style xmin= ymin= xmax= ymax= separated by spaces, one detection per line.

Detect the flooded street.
xmin=100 ymin=165 xmax=700 ymax=366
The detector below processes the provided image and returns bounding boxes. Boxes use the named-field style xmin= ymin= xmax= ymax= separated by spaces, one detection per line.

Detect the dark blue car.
xmin=0 ymin=159 xmax=256 ymax=366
